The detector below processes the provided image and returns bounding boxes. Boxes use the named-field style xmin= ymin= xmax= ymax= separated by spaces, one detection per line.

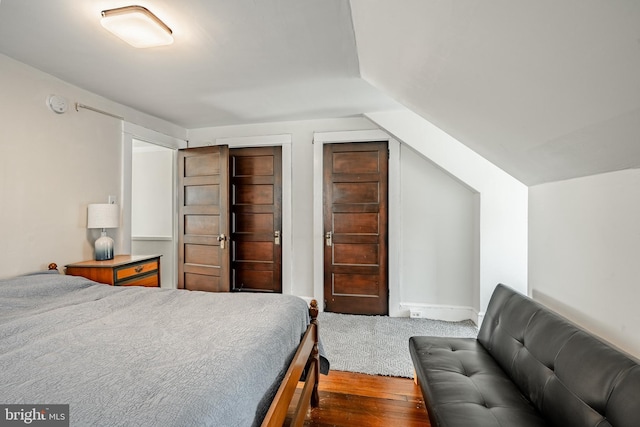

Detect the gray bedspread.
xmin=0 ymin=273 xmax=324 ymax=426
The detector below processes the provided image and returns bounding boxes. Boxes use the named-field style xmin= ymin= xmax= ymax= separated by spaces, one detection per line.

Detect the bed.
xmin=0 ymin=265 xmax=328 ymax=426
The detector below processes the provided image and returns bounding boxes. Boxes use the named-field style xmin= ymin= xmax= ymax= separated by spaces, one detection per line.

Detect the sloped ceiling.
xmin=0 ymin=1 xmax=638 ymax=185
xmin=351 ymin=0 xmax=640 ymax=184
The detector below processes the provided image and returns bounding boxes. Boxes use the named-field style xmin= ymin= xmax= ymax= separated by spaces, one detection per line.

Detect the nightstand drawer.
xmin=119 ymin=273 xmax=159 ymax=287
xmin=116 ymin=259 xmax=158 ymax=281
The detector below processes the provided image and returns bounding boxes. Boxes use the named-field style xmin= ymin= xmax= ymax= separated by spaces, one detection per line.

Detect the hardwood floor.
xmin=287 ymin=370 xmax=431 ymax=427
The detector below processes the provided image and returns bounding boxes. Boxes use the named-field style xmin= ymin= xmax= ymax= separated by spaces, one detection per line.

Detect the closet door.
xmin=177 ymin=146 xmax=230 ymax=291
xmin=229 ymin=146 xmax=282 ymax=293
xmin=323 ymin=142 xmax=389 ymax=315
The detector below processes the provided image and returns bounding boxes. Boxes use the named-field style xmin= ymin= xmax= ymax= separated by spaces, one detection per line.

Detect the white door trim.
xmin=122 ymin=122 xmax=186 ymax=288
xmin=313 ymin=130 xmax=401 ymax=315
xmin=214 ymin=134 xmax=294 ymax=296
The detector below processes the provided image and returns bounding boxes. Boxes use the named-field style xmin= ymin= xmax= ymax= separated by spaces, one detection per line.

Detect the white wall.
xmin=0 ymin=53 xmax=185 ymax=277
xmin=131 ymin=141 xmax=175 ymax=287
xmin=132 ymin=142 xmax=173 ymax=238
xmin=366 ymin=109 xmax=529 ymax=319
xmin=529 ymin=169 xmax=640 ymax=358
xmin=399 ymin=144 xmax=478 ymax=315
xmin=0 ymin=55 xmax=119 ymax=275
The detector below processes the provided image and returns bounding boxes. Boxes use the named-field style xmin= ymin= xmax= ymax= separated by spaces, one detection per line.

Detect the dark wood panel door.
xmin=323 ymin=142 xmax=388 ymax=315
xmin=178 ymin=146 xmax=230 ymax=292
xmin=229 ymin=146 xmax=282 ymax=292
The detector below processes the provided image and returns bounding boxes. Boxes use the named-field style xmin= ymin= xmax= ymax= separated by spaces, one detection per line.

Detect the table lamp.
xmin=87 ymin=203 xmax=120 ymax=260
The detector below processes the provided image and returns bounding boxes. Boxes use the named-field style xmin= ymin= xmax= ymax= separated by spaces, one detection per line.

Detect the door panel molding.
xmin=313 ymin=130 xmax=401 ymax=315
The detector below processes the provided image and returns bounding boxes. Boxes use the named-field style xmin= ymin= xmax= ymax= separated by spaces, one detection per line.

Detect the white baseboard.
xmin=298 ymin=298 xmax=481 ymax=325
xmin=398 ymin=302 xmax=479 ymax=325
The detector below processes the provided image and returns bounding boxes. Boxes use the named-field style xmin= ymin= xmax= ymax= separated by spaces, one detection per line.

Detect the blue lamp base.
xmin=95 ymin=230 xmax=114 ymax=261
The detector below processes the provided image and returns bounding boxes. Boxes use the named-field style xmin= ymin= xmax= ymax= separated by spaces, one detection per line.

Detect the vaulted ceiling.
xmin=352 ymin=0 xmax=640 ymax=184
xmin=0 ymin=0 xmax=638 ymax=185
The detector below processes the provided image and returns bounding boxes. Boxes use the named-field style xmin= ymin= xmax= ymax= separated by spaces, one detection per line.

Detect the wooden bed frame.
xmin=261 ymin=299 xmax=320 ymax=426
xmin=48 ymin=263 xmax=321 ymax=427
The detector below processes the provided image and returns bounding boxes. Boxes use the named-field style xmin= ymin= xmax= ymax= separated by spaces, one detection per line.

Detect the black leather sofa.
xmin=409 ymin=284 xmax=640 ymax=427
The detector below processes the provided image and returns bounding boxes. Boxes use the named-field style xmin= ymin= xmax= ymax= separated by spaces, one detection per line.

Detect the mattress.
xmin=0 ymin=272 xmax=321 ymax=426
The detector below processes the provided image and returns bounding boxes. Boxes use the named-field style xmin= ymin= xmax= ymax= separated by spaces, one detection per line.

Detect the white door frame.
xmin=313 ymin=130 xmax=401 ymax=315
xmin=122 ymin=122 xmax=187 ymax=288
xmin=213 ymin=134 xmax=294 ymax=295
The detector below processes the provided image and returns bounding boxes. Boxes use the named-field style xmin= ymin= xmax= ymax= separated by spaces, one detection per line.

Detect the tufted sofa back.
xmin=477 ymin=284 xmax=640 ymax=427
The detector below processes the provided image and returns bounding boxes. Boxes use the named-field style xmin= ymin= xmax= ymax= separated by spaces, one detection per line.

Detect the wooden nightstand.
xmin=65 ymin=255 xmax=161 ymax=287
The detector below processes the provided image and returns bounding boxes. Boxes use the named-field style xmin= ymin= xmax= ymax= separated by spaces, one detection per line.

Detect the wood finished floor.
xmin=287 ymin=370 xmax=431 ymax=427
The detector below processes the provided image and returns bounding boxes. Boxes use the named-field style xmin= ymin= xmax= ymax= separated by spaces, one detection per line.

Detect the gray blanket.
xmin=0 ymin=273 xmax=322 ymax=426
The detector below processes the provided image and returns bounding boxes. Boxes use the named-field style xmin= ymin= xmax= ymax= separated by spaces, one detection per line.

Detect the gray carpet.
xmin=318 ymin=312 xmax=478 ymax=378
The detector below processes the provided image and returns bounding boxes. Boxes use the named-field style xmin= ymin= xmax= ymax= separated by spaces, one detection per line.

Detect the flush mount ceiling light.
xmin=101 ymin=5 xmax=173 ymax=48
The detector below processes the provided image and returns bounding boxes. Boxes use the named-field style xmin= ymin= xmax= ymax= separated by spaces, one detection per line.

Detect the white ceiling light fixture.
xmin=100 ymin=5 xmax=173 ymax=48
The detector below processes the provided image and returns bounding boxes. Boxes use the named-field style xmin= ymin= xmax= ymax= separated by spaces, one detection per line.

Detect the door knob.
xmin=325 ymin=231 xmax=332 ymax=247
xmin=218 ymin=233 xmax=227 ymax=249
xmin=274 ymin=230 xmax=281 ymax=246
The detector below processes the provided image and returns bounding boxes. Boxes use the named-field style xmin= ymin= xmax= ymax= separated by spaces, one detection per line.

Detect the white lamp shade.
xmin=87 ymin=204 xmax=120 ymax=229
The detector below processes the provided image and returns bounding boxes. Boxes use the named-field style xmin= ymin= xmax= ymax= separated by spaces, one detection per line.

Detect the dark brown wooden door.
xmin=178 ymin=146 xmax=230 ymax=292
xmin=323 ymin=142 xmax=388 ymax=315
xmin=229 ymin=146 xmax=282 ymax=292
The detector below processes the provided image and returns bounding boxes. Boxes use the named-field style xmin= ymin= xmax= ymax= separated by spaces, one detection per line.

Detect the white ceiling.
xmin=0 ymin=0 xmax=399 ymax=128
xmin=351 ymin=0 xmax=640 ymax=184
xmin=1 ymin=0 xmax=639 ymax=185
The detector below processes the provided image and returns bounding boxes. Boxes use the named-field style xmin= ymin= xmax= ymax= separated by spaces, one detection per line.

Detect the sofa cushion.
xmin=543 ymin=330 xmax=639 ymax=427
xmin=409 ymin=336 xmax=547 ymax=427
xmin=477 ymin=284 xmax=640 ymax=427
xmin=607 ymin=366 xmax=640 ymax=426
